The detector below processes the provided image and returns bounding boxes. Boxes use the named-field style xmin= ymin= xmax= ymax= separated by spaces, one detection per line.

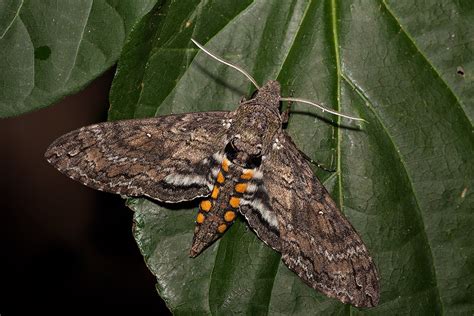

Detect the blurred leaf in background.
xmin=2 ymin=0 xmax=473 ymax=315
xmin=0 ymin=0 xmax=157 ymax=117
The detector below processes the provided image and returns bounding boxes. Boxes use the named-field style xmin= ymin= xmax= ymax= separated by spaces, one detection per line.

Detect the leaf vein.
xmin=381 ymin=0 xmax=470 ymax=127
xmin=342 ymin=73 xmax=444 ymax=314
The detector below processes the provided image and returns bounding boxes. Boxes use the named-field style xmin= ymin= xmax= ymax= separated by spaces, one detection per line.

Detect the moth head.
xmin=225 ymin=136 xmax=262 ymax=168
xmin=253 ymin=80 xmax=281 ymax=107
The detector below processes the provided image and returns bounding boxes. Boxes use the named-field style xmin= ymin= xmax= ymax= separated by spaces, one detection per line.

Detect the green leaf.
xmin=113 ymin=0 xmax=473 ymax=314
xmin=0 ymin=0 xmax=158 ymax=118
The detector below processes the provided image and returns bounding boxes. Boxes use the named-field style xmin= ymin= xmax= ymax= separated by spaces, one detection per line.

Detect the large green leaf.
xmin=110 ymin=0 xmax=473 ymax=314
xmin=0 ymin=0 xmax=158 ymax=117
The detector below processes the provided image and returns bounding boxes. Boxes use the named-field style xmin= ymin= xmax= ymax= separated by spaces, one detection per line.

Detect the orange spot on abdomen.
xmin=222 ymin=158 xmax=230 ymax=172
xmin=211 ymin=186 xmax=219 ymax=199
xmin=235 ymin=183 xmax=247 ymax=193
xmin=217 ymin=223 xmax=227 ymax=233
xmin=229 ymin=196 xmax=240 ymax=208
xmin=217 ymin=171 xmax=225 ymax=184
xmin=224 ymin=211 xmax=236 ymax=222
xmin=240 ymin=170 xmax=253 ymax=180
xmin=200 ymin=200 xmax=212 ymax=212
xmin=196 ymin=213 xmax=205 ymax=224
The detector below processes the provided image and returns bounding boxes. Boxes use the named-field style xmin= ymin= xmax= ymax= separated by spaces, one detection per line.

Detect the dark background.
xmin=1 ymin=69 xmax=171 ymax=315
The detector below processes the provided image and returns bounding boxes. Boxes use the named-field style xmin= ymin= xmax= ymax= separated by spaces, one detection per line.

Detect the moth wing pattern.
xmin=259 ymin=131 xmax=380 ymax=307
xmin=45 ymin=112 xmax=232 ymax=202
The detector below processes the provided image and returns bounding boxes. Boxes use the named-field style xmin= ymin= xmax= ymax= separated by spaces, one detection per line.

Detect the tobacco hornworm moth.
xmin=45 ymin=39 xmax=380 ymax=307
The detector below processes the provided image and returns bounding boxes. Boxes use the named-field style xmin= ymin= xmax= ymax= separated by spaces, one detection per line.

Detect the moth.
xmin=45 ymin=39 xmax=380 ymax=307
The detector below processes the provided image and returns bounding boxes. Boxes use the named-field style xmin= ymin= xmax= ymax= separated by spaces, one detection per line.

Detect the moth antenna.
xmin=280 ymin=97 xmax=367 ymax=122
xmin=191 ymin=38 xmax=260 ymax=90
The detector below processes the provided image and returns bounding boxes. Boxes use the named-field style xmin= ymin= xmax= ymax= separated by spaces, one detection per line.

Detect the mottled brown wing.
xmin=45 ymin=112 xmax=232 ymax=202
xmin=261 ymin=131 xmax=380 ymax=307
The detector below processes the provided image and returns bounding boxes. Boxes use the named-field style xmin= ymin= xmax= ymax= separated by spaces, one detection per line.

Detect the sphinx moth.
xmin=45 ymin=40 xmax=379 ymax=307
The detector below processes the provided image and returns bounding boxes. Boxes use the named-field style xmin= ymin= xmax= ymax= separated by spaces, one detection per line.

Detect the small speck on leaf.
xmin=461 ymin=187 xmax=467 ymax=199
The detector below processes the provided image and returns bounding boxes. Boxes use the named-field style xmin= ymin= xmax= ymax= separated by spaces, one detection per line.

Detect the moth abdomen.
xmin=190 ymin=151 xmax=268 ymax=257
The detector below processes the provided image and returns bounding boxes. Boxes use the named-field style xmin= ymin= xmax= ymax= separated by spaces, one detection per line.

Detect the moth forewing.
xmin=45 ymin=113 xmax=232 ymax=203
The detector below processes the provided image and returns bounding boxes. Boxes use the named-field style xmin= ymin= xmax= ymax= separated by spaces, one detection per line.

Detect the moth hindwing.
xmin=46 ymin=42 xmax=379 ymax=308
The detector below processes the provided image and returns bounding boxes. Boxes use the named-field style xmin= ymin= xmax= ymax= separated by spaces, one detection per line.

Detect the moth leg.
xmin=281 ymin=89 xmax=295 ymax=124
xmin=281 ymin=105 xmax=291 ymax=125
xmin=298 ymin=149 xmax=336 ymax=173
